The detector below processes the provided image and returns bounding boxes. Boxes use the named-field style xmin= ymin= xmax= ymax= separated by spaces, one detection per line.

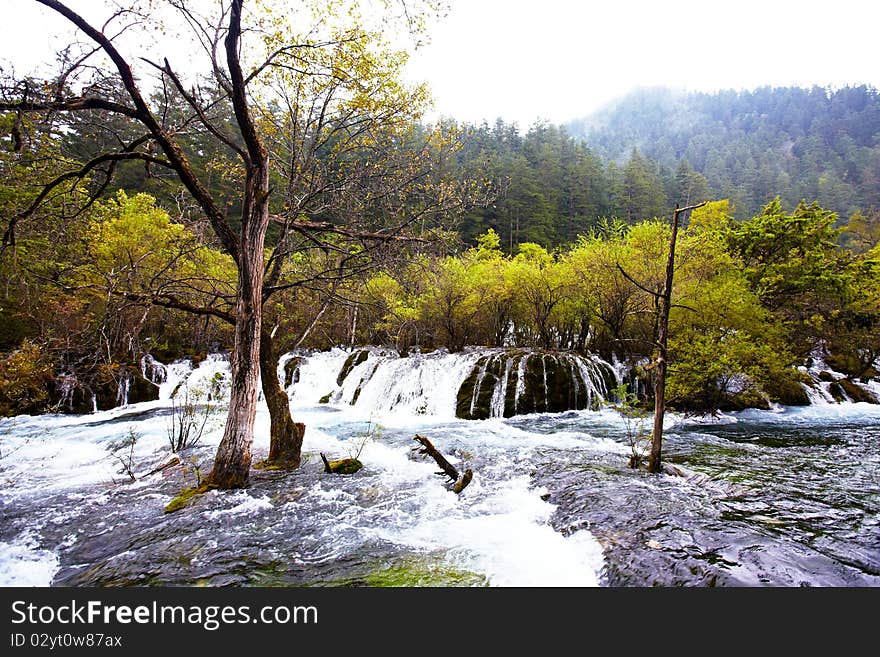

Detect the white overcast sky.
xmin=404 ymin=0 xmax=880 ymax=126
xmin=3 ymin=0 xmax=879 ymax=128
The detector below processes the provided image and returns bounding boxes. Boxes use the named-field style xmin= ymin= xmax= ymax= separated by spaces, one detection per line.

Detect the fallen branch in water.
xmin=142 ymin=455 xmax=180 ymax=479
xmin=413 ymin=434 xmax=473 ymax=494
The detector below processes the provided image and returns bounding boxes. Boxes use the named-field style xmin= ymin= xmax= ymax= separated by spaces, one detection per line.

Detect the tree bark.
xmin=208 ymin=163 xmax=270 ymax=487
xmin=207 ymin=0 xmax=273 ymax=489
xmin=413 ymin=434 xmax=472 ymax=494
xmin=261 ymin=327 xmax=304 ymax=467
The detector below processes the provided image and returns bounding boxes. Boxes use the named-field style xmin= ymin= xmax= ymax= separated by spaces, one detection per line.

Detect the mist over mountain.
xmin=566 ymin=85 xmax=880 ymax=219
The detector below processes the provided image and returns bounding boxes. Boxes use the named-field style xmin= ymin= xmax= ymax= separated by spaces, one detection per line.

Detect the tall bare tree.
xmin=617 ymin=202 xmax=706 ymax=473
xmin=0 ymin=0 xmax=476 ymax=488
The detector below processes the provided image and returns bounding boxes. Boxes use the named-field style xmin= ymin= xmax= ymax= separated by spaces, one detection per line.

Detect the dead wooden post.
xmin=413 ymin=434 xmax=473 ymax=494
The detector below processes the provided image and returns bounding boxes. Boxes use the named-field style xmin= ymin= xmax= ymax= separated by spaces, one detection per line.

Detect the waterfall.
xmin=129 ymin=347 xmax=618 ymax=419
xmin=140 ymin=354 xmax=167 ymax=385
xmin=802 ymin=381 xmax=835 ymax=405
xmin=278 ymin=347 xmax=617 ymax=420
xmin=116 ymin=374 xmax=130 ymax=407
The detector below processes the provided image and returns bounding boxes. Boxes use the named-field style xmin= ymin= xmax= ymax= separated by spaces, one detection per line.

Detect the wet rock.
xmin=283 ymin=357 xmax=303 ymax=388
xmin=838 ymin=379 xmax=878 ymax=404
xmin=337 ymin=349 xmax=369 ymax=385
xmin=456 ymin=350 xmax=615 ymax=420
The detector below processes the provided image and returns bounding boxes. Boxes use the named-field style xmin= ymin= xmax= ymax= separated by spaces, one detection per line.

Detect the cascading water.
xmin=140 ymin=354 xmax=168 ymax=386
xmin=1 ymin=347 xmax=878 ymax=587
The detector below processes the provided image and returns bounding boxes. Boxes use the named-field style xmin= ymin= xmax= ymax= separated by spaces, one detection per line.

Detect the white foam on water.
xmin=203 ymin=492 xmax=274 ymax=520
xmin=5 ymin=347 xmax=876 ymax=588
xmin=0 ymin=533 xmax=60 ymax=586
xmin=369 ymin=473 xmax=605 ymax=587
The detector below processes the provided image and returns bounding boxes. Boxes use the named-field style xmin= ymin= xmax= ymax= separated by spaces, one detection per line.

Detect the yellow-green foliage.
xmin=86 ymin=191 xmax=236 ymax=296
xmin=0 ymin=340 xmax=55 ymax=416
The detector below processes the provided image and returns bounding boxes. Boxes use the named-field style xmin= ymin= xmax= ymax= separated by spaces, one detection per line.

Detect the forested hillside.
xmin=3 ymin=74 xmax=880 ymax=418
xmin=567 ymin=85 xmax=880 ymax=220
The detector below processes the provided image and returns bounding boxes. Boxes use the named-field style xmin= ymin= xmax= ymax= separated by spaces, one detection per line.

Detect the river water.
xmin=1 ymin=349 xmax=878 ymax=587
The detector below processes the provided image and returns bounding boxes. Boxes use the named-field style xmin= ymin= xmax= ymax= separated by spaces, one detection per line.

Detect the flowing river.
xmin=1 ymin=349 xmax=878 ymax=587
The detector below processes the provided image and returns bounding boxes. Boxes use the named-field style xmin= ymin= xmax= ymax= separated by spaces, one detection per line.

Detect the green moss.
xmin=455 ymin=354 xmax=504 ymax=419
xmin=321 ymin=456 xmax=363 ymax=474
xmin=363 ymin=557 xmax=488 ymax=587
xmin=838 ymin=379 xmax=878 ymax=404
xmin=318 ymin=392 xmax=332 ymax=404
xmin=337 ymin=349 xmax=369 ymax=385
xmin=163 ymin=483 xmax=215 ymax=514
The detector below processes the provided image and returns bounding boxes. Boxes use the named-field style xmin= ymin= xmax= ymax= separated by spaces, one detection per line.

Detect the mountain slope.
xmin=567 ymin=86 xmax=880 ymax=219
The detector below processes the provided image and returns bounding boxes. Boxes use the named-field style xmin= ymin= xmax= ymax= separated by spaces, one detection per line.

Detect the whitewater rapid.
xmin=0 ymin=349 xmax=615 ymax=587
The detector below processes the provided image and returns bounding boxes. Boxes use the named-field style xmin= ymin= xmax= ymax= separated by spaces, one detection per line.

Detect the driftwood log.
xmin=413 ymin=434 xmax=473 ymax=494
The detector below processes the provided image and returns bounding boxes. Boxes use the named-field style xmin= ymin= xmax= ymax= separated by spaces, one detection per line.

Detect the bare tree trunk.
xmin=209 ymin=164 xmax=270 ymax=487
xmin=647 ymin=203 xmax=705 ymax=473
xmin=207 ymin=1 xmax=273 ymax=489
xmin=261 ymin=327 xmax=304 ymax=467
xmin=349 ymin=305 xmax=358 ymax=348
xmin=209 ymin=250 xmax=262 ymax=486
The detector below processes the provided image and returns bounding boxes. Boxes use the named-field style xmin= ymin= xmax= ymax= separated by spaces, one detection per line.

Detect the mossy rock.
xmin=164 ymin=483 xmax=216 ymax=514
xmin=253 ymin=459 xmax=292 ymax=471
xmin=825 ymin=351 xmax=868 ymax=379
xmin=455 ymin=354 xmax=505 ymax=419
xmin=127 ymin=368 xmax=160 ymax=404
xmin=455 ymin=350 xmax=612 ymax=419
xmin=764 ymin=375 xmax=811 ymax=406
xmin=93 ymin=363 xmax=122 ymax=411
xmin=363 ymin=559 xmax=488 ymax=587
xmin=818 ymin=371 xmax=836 ymax=383
xmin=283 ymin=357 xmax=303 ymax=388
xmin=719 ymin=387 xmax=772 ymax=412
xmin=318 ymin=391 xmax=332 ymax=404
xmin=838 ymin=379 xmax=878 ymax=404
xmin=337 ymin=349 xmax=369 ymax=385
xmin=829 ymin=382 xmax=847 ymax=403
xmin=50 ymin=374 xmax=93 ymax=414
xmin=321 ymin=454 xmax=363 ymax=474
